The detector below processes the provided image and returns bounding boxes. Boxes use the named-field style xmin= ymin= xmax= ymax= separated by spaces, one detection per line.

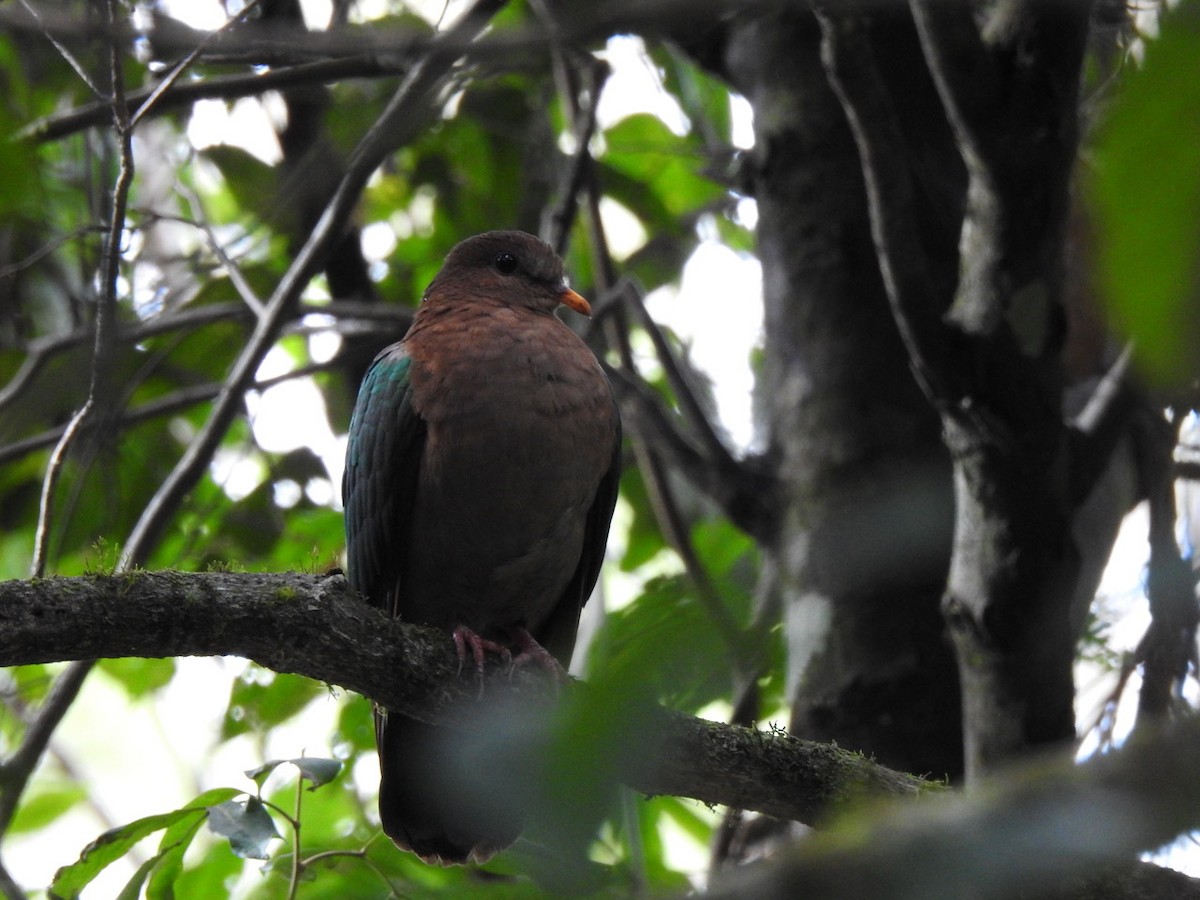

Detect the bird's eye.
xmin=495 ymin=252 xmax=518 ymax=274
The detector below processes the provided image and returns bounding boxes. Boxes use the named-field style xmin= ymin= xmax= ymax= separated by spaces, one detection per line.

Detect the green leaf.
xmin=99 ymin=658 xmax=177 ymax=699
xmin=51 ymin=814 xmax=198 ymax=899
xmin=200 ymin=145 xmax=286 ymax=231
xmin=207 ymin=797 xmax=279 ymax=860
xmin=115 ymin=853 xmax=162 ymax=900
xmin=221 ymin=669 xmax=323 ymax=741
xmin=602 ymin=113 xmax=725 ymax=222
xmin=293 ymin=756 xmax=343 ymax=789
xmin=586 ymin=572 xmax=736 ymax=710
xmin=8 ymin=782 xmax=86 ymax=835
xmin=655 ymin=45 xmax=733 ymax=146
xmin=167 ymin=843 xmax=243 ymax=900
xmin=1092 ymin=9 xmax=1200 ymax=387
xmin=145 ymin=805 xmax=217 ymax=900
xmin=49 ymin=788 xmax=239 ymax=900
xmin=245 ymin=756 xmax=342 ymax=790
xmin=617 ymin=466 xmax=668 ymax=573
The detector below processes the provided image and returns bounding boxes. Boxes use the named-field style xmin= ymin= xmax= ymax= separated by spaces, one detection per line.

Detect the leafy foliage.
xmin=1093 ymin=6 xmax=1200 ymax=388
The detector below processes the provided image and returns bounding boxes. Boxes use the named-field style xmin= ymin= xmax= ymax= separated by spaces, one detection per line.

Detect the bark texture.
xmin=724 ymin=8 xmax=963 ymax=781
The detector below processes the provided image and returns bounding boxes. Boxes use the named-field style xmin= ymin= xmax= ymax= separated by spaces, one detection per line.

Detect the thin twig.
xmin=31 ymin=0 xmax=135 ymax=579
xmin=621 ymin=281 xmax=740 ymax=477
xmin=16 ymin=0 xmax=104 ymax=100
xmin=287 ymin=776 xmax=303 ymax=900
xmin=1068 ymin=345 xmax=1138 ymax=505
xmin=128 ymin=0 xmax=267 ymax=131
xmin=21 ymin=56 xmax=409 ymax=143
xmin=530 ymin=0 xmax=607 ymax=256
xmin=0 ymin=298 xmax=409 ymax=422
xmin=0 ymin=225 xmax=108 ymax=279
xmin=177 ymin=181 xmax=266 ymax=317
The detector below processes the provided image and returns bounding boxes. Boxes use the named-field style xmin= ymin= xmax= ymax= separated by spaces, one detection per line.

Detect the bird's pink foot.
xmin=452 ymin=625 xmax=512 ymax=682
xmin=508 ymin=627 xmax=568 ymax=682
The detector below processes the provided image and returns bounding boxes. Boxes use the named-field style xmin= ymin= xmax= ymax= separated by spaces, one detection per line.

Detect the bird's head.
xmin=425 ymin=231 xmax=591 ymax=316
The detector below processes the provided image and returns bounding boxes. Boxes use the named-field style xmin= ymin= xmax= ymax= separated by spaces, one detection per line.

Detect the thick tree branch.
xmin=705 ymin=715 xmax=1200 ymax=900
xmin=0 ymin=572 xmax=935 ymax=824
xmin=4 ymin=573 xmax=1199 ymax=900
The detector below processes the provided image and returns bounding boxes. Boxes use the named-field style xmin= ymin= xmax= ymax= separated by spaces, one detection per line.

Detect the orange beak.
xmin=559 ymin=287 xmax=591 ymax=317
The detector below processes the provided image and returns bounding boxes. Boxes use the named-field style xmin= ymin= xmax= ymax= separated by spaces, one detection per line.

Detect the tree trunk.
xmin=725 ymin=9 xmax=964 ymax=782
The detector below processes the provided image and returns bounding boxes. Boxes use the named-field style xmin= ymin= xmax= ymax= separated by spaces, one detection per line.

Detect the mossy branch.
xmin=0 ymin=570 xmax=934 ymax=824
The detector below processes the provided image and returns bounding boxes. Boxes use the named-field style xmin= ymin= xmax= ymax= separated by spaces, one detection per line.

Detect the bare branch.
xmin=20 ymin=57 xmax=410 ymax=144
xmin=176 ymin=183 xmax=266 ymax=318
xmin=16 ymin=0 xmax=105 ymax=100
xmin=6 ymin=0 xmax=138 ymax=858
xmin=907 ymin=0 xmax=996 ymax=171
xmin=1068 ymin=345 xmax=1140 ymax=505
xmin=621 ymin=282 xmax=745 ymax=482
xmin=605 ymin=363 xmax=778 ymax=542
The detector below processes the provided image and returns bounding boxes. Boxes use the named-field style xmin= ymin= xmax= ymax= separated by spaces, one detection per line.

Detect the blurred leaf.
xmin=655 ymin=45 xmax=733 ymax=147
xmin=4 ymin=663 xmax=52 ymax=705
xmin=654 ymin=794 xmax=718 ymax=847
xmin=207 ymin=797 xmax=279 ymax=860
xmin=221 ymin=670 xmax=324 ymax=741
xmin=219 ymin=481 xmax=285 ymax=560
xmin=146 ymin=799 xmax=224 ymax=900
xmin=167 ymin=843 xmax=243 ymax=900
xmin=265 ymin=506 xmax=343 ymax=572
xmin=201 ymin=145 xmax=287 ymax=232
xmin=334 ymin=692 xmax=375 ymax=754
xmin=1093 ymin=9 xmax=1200 ymax=387
xmin=8 ymin=781 xmax=86 ymax=835
xmin=617 ymin=465 xmax=668 ymax=573
xmin=115 ymin=853 xmax=162 ymax=900
xmin=99 ymin=657 xmax=176 ymax=699
xmin=49 ymin=788 xmax=239 ymax=900
xmin=691 ymin=517 xmax=757 ymax=586
xmin=602 ymin=113 xmax=725 ymax=222
xmin=633 ymin=796 xmax=696 ymax=891
xmin=586 ymin=573 xmax=730 ymax=710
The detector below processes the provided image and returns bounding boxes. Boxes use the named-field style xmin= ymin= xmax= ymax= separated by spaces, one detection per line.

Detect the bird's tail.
xmin=376 ymin=709 xmax=522 ymax=864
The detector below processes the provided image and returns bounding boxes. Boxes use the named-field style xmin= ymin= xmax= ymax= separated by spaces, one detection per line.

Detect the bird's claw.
xmin=452 ymin=626 xmax=513 ymax=695
xmin=507 ymin=626 xmax=569 ymax=685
